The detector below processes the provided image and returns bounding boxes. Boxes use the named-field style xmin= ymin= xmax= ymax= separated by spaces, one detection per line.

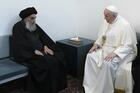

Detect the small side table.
xmin=56 ymin=37 xmax=94 ymax=77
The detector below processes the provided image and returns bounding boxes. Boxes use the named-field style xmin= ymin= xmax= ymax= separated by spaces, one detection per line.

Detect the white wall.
xmin=0 ymin=0 xmax=105 ymax=41
xmin=0 ymin=0 xmax=140 ymax=41
xmin=73 ymin=0 xmax=140 ymax=40
xmin=0 ymin=0 xmax=78 ymax=40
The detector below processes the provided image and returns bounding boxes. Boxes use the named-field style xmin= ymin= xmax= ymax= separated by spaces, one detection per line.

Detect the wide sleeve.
xmin=95 ymin=20 xmax=107 ymax=46
xmin=114 ymin=24 xmax=137 ymax=59
xmin=37 ymin=25 xmax=60 ymax=52
xmin=95 ymin=33 xmax=103 ymax=46
xmin=37 ymin=25 xmax=65 ymax=63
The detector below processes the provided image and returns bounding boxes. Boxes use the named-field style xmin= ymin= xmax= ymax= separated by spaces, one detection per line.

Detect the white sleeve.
xmin=114 ymin=45 xmax=133 ymax=59
xmin=95 ymin=20 xmax=107 ymax=46
xmin=114 ymin=23 xmax=136 ymax=59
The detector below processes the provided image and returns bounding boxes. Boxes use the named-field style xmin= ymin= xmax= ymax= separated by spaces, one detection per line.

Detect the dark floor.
xmin=59 ymin=76 xmax=84 ymax=93
xmin=0 ymin=75 xmax=84 ymax=93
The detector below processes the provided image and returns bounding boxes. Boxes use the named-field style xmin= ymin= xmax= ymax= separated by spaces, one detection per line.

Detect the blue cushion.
xmin=0 ymin=59 xmax=28 ymax=84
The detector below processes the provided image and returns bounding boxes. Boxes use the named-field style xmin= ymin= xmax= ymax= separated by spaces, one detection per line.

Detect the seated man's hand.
xmin=89 ymin=44 xmax=100 ymax=53
xmin=104 ymin=53 xmax=118 ymax=62
xmin=44 ymin=46 xmax=54 ymax=55
xmin=34 ymin=50 xmax=44 ymax=56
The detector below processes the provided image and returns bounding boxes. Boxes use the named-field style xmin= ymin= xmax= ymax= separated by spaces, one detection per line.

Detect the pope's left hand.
xmin=44 ymin=46 xmax=54 ymax=55
xmin=104 ymin=53 xmax=118 ymax=62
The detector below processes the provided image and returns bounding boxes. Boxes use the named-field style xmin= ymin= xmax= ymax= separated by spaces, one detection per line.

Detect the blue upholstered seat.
xmin=0 ymin=58 xmax=28 ymax=84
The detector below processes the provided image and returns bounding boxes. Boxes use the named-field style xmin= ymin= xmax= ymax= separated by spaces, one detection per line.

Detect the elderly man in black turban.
xmin=12 ymin=7 xmax=67 ymax=93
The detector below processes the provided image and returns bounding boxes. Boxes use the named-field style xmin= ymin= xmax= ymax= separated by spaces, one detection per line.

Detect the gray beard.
xmin=25 ymin=22 xmax=37 ymax=32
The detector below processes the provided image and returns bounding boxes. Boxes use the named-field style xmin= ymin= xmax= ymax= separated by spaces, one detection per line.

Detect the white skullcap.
xmin=105 ymin=5 xmax=118 ymax=13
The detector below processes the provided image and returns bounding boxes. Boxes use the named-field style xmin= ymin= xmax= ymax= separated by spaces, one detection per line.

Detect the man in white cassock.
xmin=83 ymin=5 xmax=137 ymax=93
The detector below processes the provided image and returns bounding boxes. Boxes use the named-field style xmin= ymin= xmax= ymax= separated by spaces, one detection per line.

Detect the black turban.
xmin=19 ymin=7 xmax=37 ymax=19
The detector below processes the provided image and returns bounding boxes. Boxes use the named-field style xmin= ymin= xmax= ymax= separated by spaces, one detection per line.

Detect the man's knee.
xmin=86 ymin=53 xmax=92 ymax=58
xmin=44 ymin=55 xmax=59 ymax=68
xmin=86 ymin=53 xmax=96 ymax=61
xmin=104 ymin=62 xmax=118 ymax=70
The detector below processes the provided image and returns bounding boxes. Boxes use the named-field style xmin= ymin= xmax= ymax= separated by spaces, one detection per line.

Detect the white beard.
xmin=25 ymin=21 xmax=37 ymax=32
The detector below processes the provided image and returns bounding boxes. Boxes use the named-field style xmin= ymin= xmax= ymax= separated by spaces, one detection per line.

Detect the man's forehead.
xmin=29 ymin=14 xmax=36 ymax=17
xmin=27 ymin=14 xmax=37 ymax=19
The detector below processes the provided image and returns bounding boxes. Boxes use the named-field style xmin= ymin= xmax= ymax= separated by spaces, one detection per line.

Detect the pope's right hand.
xmin=34 ymin=50 xmax=44 ymax=56
xmin=89 ymin=44 xmax=100 ymax=53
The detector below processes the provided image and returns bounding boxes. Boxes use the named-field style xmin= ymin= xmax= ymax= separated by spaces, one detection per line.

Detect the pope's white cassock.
xmin=83 ymin=15 xmax=137 ymax=93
